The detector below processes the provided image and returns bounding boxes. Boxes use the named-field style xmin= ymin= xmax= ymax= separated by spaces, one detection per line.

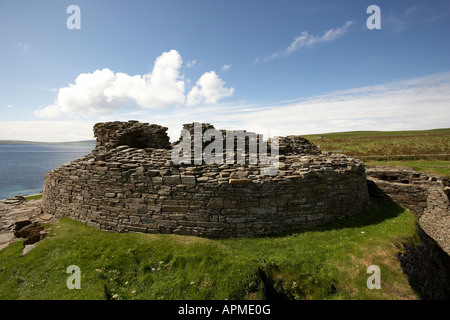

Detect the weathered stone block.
xmin=162 ymin=205 xmax=189 ymax=212
xmin=207 ymin=197 xmax=224 ymax=210
xmin=229 ymin=178 xmax=252 ymax=184
xmin=152 ymin=176 xmax=163 ymax=184
xmin=223 ymin=199 xmax=236 ymax=209
xmin=164 ymin=175 xmax=181 ymax=185
xmin=181 ymin=175 xmax=196 ymax=186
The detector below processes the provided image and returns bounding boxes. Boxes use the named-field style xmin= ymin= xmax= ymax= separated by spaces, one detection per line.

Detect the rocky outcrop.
xmin=0 ymin=198 xmax=53 ymax=253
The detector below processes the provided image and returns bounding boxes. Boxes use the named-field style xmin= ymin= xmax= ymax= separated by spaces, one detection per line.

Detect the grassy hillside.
xmin=305 ymin=129 xmax=449 ymax=159
xmin=305 ymin=128 xmax=450 ymax=139
xmin=0 ymin=198 xmax=419 ymax=300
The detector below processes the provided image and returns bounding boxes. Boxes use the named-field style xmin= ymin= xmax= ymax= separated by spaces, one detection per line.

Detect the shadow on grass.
xmin=398 ymin=227 xmax=450 ymax=300
xmin=263 ymin=197 xmax=408 ymax=239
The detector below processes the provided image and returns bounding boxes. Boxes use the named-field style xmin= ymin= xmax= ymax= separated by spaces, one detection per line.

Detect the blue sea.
xmin=0 ymin=144 xmax=94 ymax=200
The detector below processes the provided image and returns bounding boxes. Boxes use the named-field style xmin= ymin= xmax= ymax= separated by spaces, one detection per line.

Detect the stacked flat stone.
xmin=173 ymin=123 xmax=260 ymax=160
xmin=278 ymin=136 xmax=321 ymax=156
xmin=42 ymin=121 xmax=370 ymax=238
xmin=94 ymin=120 xmax=171 ymax=154
xmin=366 ymin=166 xmax=449 ymax=255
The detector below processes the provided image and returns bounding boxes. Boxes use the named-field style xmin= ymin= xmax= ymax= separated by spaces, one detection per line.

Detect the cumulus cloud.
xmin=186 ymin=71 xmax=234 ymax=106
xmin=34 ymin=50 xmax=233 ymax=119
xmin=255 ymin=21 xmax=354 ymax=63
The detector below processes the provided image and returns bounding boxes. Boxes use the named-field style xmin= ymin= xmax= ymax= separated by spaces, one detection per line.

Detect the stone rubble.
xmin=0 ymin=198 xmax=54 ymax=253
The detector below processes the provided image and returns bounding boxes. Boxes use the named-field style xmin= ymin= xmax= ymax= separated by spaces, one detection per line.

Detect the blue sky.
xmin=1 ymin=0 xmax=449 ymax=141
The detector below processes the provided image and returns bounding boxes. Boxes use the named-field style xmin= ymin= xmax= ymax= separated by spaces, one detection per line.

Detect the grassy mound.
xmin=0 ymin=197 xmax=419 ymax=300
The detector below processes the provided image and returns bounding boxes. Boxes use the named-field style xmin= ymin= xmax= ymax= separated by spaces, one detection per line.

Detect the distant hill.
xmin=0 ymin=140 xmax=96 ymax=146
xmin=303 ymin=128 xmax=450 ymax=163
xmin=303 ymin=128 xmax=450 ymax=139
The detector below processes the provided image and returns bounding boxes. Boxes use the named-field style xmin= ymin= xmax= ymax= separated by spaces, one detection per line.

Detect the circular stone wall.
xmin=41 ymin=121 xmax=370 ymax=238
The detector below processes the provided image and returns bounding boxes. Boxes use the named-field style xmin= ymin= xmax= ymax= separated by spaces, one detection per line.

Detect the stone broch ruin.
xmin=41 ymin=121 xmax=371 ymax=238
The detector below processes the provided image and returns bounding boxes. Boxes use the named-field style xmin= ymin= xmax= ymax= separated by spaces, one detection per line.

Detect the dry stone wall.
xmin=366 ymin=166 xmax=450 ymax=255
xmin=41 ymin=121 xmax=370 ymax=238
xmin=94 ymin=121 xmax=171 ymax=153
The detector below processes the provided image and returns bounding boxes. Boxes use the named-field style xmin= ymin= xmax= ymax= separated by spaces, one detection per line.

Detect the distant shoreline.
xmin=0 ymin=193 xmax=43 ymax=202
xmin=0 ymin=140 xmax=96 ymax=146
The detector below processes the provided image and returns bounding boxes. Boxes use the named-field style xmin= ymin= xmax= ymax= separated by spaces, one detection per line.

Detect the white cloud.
xmin=187 ymin=59 xmax=197 ymax=68
xmin=15 ymin=42 xmax=28 ymax=53
xmin=35 ymin=68 xmax=124 ymax=118
xmin=255 ymin=21 xmax=354 ymax=63
xmin=35 ymin=50 xmax=185 ymax=118
xmin=35 ymin=50 xmax=233 ymax=119
xmin=186 ymin=71 xmax=234 ymax=106
xmin=221 ymin=64 xmax=232 ymax=71
xmin=6 ymin=104 xmax=15 ymax=109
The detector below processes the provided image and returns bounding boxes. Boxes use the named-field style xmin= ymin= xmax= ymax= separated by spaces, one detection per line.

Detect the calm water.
xmin=0 ymin=144 xmax=94 ymax=200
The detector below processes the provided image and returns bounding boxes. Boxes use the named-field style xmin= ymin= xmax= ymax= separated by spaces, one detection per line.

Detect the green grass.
xmin=24 ymin=194 xmax=43 ymax=201
xmin=0 ymin=198 xmax=419 ymax=300
xmin=0 ymin=194 xmax=43 ymax=203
